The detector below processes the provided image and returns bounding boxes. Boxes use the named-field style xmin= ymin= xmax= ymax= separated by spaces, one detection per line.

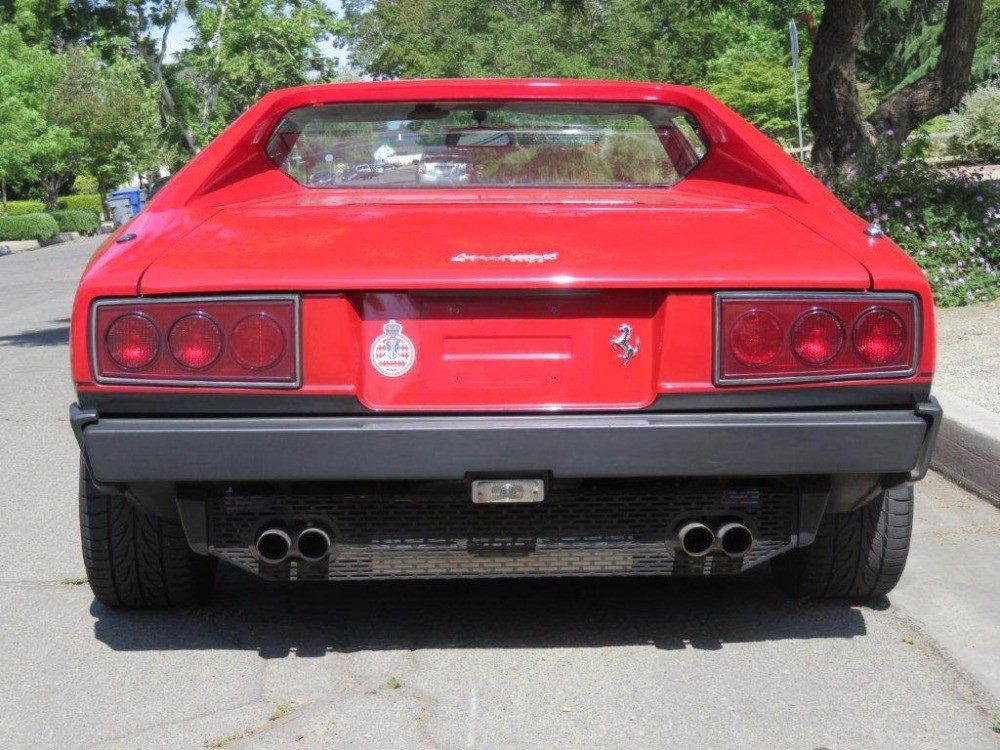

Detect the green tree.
xmin=48 ymin=47 xmax=162 ymax=215
xmin=0 ymin=24 xmax=70 ymax=211
xmin=177 ymin=0 xmax=340 ymax=143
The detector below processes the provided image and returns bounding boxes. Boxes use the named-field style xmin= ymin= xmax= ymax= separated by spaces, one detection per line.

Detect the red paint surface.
xmin=71 ymin=79 xmax=935 ymax=410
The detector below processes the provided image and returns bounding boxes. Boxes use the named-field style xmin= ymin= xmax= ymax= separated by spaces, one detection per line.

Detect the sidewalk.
xmin=932 ymin=300 xmax=1000 ymax=506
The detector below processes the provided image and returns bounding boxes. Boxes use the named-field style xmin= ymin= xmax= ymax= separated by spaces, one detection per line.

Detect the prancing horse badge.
xmin=611 ymin=323 xmax=639 ymax=365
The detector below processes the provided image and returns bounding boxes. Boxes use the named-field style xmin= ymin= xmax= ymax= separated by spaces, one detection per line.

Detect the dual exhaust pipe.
xmin=677 ymin=520 xmax=754 ymax=559
xmin=255 ymin=526 xmax=332 ymax=565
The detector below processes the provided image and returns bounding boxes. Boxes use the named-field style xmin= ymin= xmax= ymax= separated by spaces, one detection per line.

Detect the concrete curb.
xmin=0 ymin=231 xmax=107 ymax=259
xmin=0 ymin=240 xmax=41 ymax=256
xmin=930 ymin=387 xmax=1000 ymax=508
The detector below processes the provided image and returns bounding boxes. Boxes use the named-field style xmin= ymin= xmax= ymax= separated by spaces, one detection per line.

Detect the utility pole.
xmin=788 ymin=18 xmax=806 ymax=162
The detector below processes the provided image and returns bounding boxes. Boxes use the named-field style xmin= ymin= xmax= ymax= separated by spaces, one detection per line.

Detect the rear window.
xmin=266 ymin=101 xmax=708 ymax=189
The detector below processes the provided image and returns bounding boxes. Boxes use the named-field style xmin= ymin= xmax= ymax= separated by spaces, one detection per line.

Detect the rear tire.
xmin=79 ymin=458 xmax=216 ymax=608
xmin=771 ymin=486 xmax=913 ymax=599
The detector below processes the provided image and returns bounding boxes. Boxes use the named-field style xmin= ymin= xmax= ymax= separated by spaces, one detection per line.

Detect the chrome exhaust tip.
xmin=255 ymin=527 xmax=292 ymax=565
xmin=677 ymin=522 xmax=715 ymax=557
xmin=717 ymin=522 xmax=754 ymax=558
xmin=296 ymin=527 xmax=332 ymax=563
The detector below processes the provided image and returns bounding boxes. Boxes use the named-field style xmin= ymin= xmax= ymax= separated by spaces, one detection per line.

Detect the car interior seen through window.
xmin=265 ymin=101 xmax=709 ymax=188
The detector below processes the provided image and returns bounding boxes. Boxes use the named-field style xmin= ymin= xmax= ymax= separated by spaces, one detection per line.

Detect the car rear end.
xmin=70 ymin=80 xmax=940 ymax=607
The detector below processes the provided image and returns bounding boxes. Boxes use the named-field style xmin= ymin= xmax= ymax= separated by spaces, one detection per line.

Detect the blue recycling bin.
xmin=109 ymin=187 xmax=146 ymax=217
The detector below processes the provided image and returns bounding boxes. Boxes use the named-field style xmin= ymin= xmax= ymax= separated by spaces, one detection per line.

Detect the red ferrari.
xmin=70 ymin=79 xmax=940 ymax=608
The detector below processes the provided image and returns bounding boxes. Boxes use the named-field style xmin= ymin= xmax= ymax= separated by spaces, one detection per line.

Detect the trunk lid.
xmin=138 ymin=197 xmax=871 ymax=293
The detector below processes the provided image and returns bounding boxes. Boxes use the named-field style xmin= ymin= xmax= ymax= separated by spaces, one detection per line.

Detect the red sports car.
xmin=70 ymin=79 xmax=940 ymax=608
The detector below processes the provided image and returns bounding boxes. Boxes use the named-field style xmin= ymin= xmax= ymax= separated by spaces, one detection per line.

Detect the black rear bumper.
xmin=71 ymin=400 xmax=941 ymax=485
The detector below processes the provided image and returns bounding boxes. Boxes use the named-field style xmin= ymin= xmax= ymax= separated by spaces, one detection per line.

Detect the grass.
xmin=206 ymin=730 xmax=247 ymax=749
xmin=268 ymin=701 xmax=294 ymax=722
xmin=384 ymin=676 xmax=403 ymax=690
xmin=206 ymin=701 xmax=304 ymax=748
xmin=61 ymin=577 xmax=88 ymax=586
xmin=992 ymin=711 xmax=1000 ymax=734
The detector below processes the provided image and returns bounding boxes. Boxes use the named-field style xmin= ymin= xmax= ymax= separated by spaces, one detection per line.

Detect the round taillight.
xmin=106 ymin=314 xmax=159 ymax=370
xmin=792 ymin=309 xmax=845 ymax=364
xmin=730 ymin=310 xmax=783 ymax=367
xmin=231 ymin=314 xmax=285 ymax=370
xmin=853 ymin=308 xmax=906 ymax=365
xmin=169 ymin=314 xmax=222 ymax=369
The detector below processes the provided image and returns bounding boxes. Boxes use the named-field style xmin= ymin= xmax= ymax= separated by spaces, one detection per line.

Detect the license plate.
xmin=471 ymin=479 xmax=545 ymax=504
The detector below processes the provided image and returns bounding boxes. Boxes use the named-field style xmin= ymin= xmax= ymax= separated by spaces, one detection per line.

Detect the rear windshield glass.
xmin=266 ymin=101 xmax=708 ymax=189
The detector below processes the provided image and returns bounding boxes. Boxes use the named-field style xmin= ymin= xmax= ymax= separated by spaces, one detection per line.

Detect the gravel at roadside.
xmin=934 ymin=300 xmax=1000 ymax=413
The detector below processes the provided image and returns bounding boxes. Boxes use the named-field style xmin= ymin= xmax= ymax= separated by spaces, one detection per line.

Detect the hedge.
xmin=57 ymin=194 xmax=103 ymax=214
xmin=3 ymin=200 xmax=46 ymax=216
xmin=0 ymin=212 xmax=60 ymax=242
xmin=50 ymin=209 xmax=100 ymax=235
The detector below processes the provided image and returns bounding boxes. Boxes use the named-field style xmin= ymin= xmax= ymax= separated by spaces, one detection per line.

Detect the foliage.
xmin=858 ymin=0 xmax=945 ymax=94
xmin=707 ymin=54 xmax=804 ymax=141
xmin=601 ymin=133 xmax=673 ymax=183
xmin=50 ymin=208 xmax=99 ymax=234
xmin=829 ymin=134 xmax=999 ymax=306
xmin=57 ymin=193 xmax=103 ymax=213
xmin=70 ymin=174 xmax=99 ymax=194
xmin=947 ymin=83 xmax=1000 ymax=163
xmin=2 ymin=199 xmax=46 ymax=215
xmin=340 ymin=0 xmax=817 ymax=139
xmin=47 ymin=46 xmax=161 ymax=211
xmin=485 ymin=146 xmax=612 ymax=184
xmin=158 ymin=0 xmax=340 ymax=147
xmin=0 ymin=24 xmax=71 ymax=209
xmin=0 ymin=211 xmax=59 ymax=241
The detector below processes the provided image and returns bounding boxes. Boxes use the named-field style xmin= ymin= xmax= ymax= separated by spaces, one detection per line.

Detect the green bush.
xmin=947 ymin=84 xmax=1000 ymax=163
xmin=829 ymin=134 xmax=999 ymax=307
xmin=50 ymin=209 xmax=100 ymax=235
xmin=486 ymin=146 xmax=613 ymax=184
xmin=57 ymin=193 xmax=103 ymax=215
xmin=71 ymin=174 xmax=99 ymax=194
xmin=3 ymin=200 xmax=46 ymax=216
xmin=0 ymin=212 xmax=60 ymax=242
xmin=601 ymin=133 xmax=676 ymax=183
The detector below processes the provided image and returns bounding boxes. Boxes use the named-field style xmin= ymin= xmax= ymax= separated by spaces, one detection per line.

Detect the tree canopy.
xmin=0 ymin=0 xmax=996 ymax=205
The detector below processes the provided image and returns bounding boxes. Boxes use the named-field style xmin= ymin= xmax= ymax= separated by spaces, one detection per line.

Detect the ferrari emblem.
xmin=611 ymin=323 xmax=639 ymax=364
xmin=370 ymin=320 xmax=415 ymax=377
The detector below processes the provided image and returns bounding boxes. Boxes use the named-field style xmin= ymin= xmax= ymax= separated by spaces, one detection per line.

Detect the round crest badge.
xmin=369 ymin=319 xmax=415 ymax=377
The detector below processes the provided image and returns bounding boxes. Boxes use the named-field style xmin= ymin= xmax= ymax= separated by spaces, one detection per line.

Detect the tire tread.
xmin=772 ymin=486 xmax=913 ymax=599
xmin=78 ymin=458 xmax=216 ymax=608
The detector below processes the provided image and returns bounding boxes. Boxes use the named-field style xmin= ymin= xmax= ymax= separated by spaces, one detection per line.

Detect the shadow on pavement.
xmin=0 ymin=319 xmax=70 ymax=347
xmin=91 ymin=565 xmax=874 ymax=657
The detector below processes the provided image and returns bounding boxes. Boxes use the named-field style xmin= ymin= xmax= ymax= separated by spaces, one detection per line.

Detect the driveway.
xmin=0 ymin=238 xmax=997 ymax=749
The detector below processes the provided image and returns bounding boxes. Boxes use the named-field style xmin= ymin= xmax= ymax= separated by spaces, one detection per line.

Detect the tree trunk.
xmin=806 ymin=0 xmax=874 ymax=176
xmin=97 ymin=176 xmax=108 ymax=222
xmin=868 ymin=0 xmax=984 ymax=140
xmin=808 ymin=0 xmax=984 ymax=175
xmin=131 ymin=0 xmax=200 ymax=156
xmin=42 ymin=175 xmax=65 ymax=212
xmin=1 ymin=180 xmax=7 ymax=216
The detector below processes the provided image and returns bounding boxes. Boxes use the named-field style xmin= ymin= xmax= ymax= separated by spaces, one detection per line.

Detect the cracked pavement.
xmin=1 ymin=238 xmax=998 ymax=749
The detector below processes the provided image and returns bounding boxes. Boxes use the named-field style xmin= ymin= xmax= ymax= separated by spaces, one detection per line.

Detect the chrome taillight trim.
xmin=713 ymin=291 xmax=921 ymax=386
xmin=90 ymin=295 xmax=302 ymax=388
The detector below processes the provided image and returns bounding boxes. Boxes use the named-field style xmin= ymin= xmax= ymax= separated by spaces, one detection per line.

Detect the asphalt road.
xmin=0 ymin=237 xmax=998 ymax=750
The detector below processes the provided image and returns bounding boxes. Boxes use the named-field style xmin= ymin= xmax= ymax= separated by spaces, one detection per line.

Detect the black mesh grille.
xmin=207 ymin=480 xmax=798 ymax=580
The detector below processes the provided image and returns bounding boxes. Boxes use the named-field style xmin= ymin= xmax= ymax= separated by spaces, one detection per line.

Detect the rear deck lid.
xmin=137 ymin=199 xmax=871 ymax=293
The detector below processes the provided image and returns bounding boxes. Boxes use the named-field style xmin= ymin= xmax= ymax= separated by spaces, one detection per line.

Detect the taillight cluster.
xmin=716 ymin=293 xmax=918 ymax=384
xmin=92 ymin=296 xmax=299 ymax=387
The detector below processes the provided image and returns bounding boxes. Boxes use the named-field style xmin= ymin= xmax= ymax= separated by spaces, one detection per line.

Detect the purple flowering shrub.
xmin=829 ymin=133 xmax=999 ymax=306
